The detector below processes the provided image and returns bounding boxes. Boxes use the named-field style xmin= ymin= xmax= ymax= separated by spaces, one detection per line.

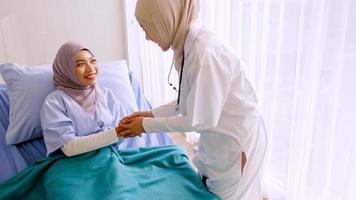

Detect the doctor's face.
xmin=75 ymin=50 xmax=98 ymax=86
xmin=141 ymin=25 xmax=170 ymax=51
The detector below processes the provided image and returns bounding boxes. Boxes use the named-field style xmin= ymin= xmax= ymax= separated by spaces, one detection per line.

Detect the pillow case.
xmin=0 ymin=60 xmax=138 ymax=145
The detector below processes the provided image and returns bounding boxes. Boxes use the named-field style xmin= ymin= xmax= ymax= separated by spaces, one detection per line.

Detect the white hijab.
xmin=135 ymin=0 xmax=200 ymax=70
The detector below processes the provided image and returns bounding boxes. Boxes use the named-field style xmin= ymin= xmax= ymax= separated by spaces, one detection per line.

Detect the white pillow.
xmin=0 ymin=60 xmax=138 ymax=144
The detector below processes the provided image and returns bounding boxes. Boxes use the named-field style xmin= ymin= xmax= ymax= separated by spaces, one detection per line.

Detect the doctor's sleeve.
xmin=185 ymin=51 xmax=233 ymax=130
xmin=151 ymin=100 xmax=178 ymax=117
xmin=143 ymin=115 xmax=195 ymax=133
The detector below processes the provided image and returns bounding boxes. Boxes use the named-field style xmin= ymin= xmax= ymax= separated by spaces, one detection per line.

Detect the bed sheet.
xmin=0 ymin=85 xmax=29 ymax=183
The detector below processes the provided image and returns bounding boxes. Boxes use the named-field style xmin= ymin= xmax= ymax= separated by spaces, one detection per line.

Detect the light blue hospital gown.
xmin=40 ymin=86 xmax=167 ymax=156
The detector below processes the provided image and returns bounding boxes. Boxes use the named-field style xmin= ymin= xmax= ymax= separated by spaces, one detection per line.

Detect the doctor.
xmin=119 ymin=0 xmax=268 ymax=199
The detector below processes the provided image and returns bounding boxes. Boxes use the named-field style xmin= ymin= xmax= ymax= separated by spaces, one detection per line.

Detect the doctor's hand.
xmin=118 ymin=117 xmax=145 ymax=138
xmin=119 ymin=111 xmax=153 ymax=124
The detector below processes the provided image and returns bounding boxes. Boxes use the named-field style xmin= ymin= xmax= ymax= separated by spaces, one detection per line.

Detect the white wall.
xmin=0 ymin=0 xmax=127 ymax=83
xmin=0 ymin=27 xmax=5 ymax=83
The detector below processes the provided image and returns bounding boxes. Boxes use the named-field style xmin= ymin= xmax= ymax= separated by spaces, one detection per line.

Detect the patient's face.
xmin=75 ymin=50 xmax=98 ymax=86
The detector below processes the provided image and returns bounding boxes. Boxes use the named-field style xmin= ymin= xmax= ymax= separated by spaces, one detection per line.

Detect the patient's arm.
xmin=61 ymin=128 xmax=122 ymax=157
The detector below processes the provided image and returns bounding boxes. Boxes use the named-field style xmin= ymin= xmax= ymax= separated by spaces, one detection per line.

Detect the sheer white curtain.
xmin=125 ymin=0 xmax=356 ymax=199
xmin=124 ymin=0 xmax=177 ymax=108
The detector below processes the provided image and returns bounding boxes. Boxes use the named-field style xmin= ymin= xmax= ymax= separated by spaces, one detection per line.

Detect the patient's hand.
xmin=115 ymin=125 xmax=125 ymax=136
xmin=120 ymin=111 xmax=153 ymax=124
xmin=118 ymin=117 xmax=145 ymax=138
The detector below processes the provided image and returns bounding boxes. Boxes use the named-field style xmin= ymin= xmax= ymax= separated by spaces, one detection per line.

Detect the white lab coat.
xmin=143 ymin=24 xmax=268 ymax=200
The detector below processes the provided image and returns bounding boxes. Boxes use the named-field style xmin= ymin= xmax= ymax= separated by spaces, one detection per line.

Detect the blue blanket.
xmin=0 ymin=145 xmax=218 ymax=200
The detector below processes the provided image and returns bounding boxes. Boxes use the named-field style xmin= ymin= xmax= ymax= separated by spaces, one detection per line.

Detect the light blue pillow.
xmin=0 ymin=60 xmax=138 ymax=145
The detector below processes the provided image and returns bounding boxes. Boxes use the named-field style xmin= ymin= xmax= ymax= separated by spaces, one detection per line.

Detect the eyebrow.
xmin=76 ymin=56 xmax=95 ymax=63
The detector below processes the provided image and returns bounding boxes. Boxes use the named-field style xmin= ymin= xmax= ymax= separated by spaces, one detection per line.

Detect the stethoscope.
xmin=168 ymin=52 xmax=185 ymax=111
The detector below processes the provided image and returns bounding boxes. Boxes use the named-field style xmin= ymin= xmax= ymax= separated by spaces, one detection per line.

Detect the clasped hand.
xmin=115 ymin=111 xmax=153 ymax=138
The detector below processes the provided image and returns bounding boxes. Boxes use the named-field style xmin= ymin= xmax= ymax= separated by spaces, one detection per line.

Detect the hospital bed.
xmin=0 ymin=61 xmax=218 ymax=199
xmin=0 ymin=60 xmax=173 ymax=183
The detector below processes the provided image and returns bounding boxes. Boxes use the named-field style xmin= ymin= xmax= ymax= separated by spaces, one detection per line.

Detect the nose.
xmin=86 ymin=62 xmax=96 ymax=72
xmin=145 ymin=32 xmax=152 ymax=41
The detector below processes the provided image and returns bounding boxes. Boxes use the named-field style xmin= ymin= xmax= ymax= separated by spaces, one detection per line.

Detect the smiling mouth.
xmin=85 ymin=73 xmax=96 ymax=80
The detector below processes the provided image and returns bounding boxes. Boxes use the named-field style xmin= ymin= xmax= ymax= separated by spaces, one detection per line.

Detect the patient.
xmin=41 ymin=41 xmax=128 ymax=156
xmin=0 ymin=41 xmax=218 ymax=200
